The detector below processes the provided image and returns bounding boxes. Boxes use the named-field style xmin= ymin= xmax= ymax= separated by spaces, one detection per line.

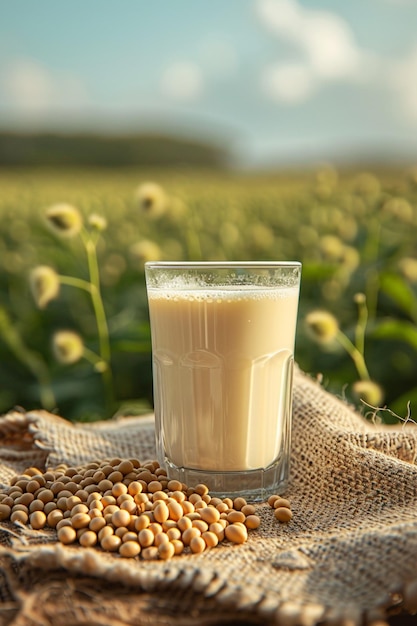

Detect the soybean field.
xmin=1 ymin=165 xmax=417 ymax=423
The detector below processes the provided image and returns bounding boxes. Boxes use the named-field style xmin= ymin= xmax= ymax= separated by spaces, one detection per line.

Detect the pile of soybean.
xmin=0 ymin=458 xmax=292 ymax=560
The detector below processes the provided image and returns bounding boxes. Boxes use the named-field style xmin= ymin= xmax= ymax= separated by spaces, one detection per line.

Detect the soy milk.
xmin=148 ymin=286 xmax=299 ymax=472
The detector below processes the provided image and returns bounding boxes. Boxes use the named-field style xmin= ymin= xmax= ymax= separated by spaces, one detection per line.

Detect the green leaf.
xmin=301 ymin=262 xmax=338 ymax=281
xmin=372 ymin=318 xmax=417 ymax=352
xmin=389 ymin=387 xmax=417 ymax=422
xmin=379 ymin=273 xmax=417 ymax=323
xmin=112 ymin=399 xmax=153 ymax=417
xmin=111 ymin=340 xmax=151 ymax=353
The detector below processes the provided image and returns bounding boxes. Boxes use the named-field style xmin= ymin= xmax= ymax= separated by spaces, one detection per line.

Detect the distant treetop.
xmin=0 ymin=131 xmax=229 ymax=168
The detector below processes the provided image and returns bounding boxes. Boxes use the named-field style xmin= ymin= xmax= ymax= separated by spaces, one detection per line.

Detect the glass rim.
xmin=145 ymin=261 xmax=301 ymax=270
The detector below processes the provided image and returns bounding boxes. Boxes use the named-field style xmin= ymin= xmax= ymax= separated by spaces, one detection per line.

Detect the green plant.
xmin=30 ymin=205 xmax=116 ymax=415
xmin=305 ymin=294 xmax=384 ymax=408
xmin=1 ymin=166 xmax=417 ymax=421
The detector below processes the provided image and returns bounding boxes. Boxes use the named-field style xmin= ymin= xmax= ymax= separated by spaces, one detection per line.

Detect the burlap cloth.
xmin=1 ymin=367 xmax=417 ymax=626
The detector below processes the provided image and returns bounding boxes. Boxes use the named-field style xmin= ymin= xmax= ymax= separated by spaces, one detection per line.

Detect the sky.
xmin=1 ymin=0 xmax=417 ymax=168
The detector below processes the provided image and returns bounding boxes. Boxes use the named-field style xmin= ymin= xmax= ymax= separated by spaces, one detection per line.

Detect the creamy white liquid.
xmin=148 ymin=286 xmax=299 ymax=471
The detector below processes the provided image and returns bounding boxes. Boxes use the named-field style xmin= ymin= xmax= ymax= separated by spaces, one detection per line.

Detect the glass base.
xmin=163 ymin=454 xmax=289 ymax=503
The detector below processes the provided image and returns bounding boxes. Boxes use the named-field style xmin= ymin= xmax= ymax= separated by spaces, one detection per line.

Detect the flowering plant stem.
xmin=354 ymin=295 xmax=368 ymax=358
xmin=82 ymin=231 xmax=114 ymax=413
xmin=363 ymin=217 xmax=381 ymax=321
xmin=336 ymin=330 xmax=370 ymax=381
xmin=58 ymin=275 xmax=92 ymax=294
xmin=59 ymin=231 xmax=115 ymax=414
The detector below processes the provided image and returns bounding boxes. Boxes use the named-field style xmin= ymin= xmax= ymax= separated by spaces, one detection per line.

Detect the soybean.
xmin=225 ymin=523 xmax=248 ymax=544
xmin=30 ymin=511 xmax=47 ymax=530
xmin=267 ymin=494 xmax=293 ymax=523
xmin=268 ymin=495 xmax=293 ymax=522
xmin=57 ymin=525 xmax=77 ymax=544
xmin=120 ymin=541 xmax=141 ymax=558
xmin=0 ymin=458 xmax=271 ymax=561
xmin=274 ymin=507 xmax=293 ymax=522
xmin=158 ymin=541 xmax=175 ymax=560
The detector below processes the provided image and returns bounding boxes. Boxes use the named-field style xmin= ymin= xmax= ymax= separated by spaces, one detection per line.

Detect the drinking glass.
xmin=145 ymin=261 xmax=301 ymax=501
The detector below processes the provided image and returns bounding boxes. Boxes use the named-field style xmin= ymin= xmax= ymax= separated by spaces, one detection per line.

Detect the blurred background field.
xmin=1 ymin=0 xmax=417 ymax=422
xmin=2 ymin=160 xmax=417 ymax=422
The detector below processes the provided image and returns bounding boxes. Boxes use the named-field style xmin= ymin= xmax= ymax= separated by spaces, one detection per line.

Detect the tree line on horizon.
xmin=0 ymin=131 xmax=229 ymax=168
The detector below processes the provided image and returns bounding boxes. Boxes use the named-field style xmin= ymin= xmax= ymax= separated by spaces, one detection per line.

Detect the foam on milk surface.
xmin=148 ymin=284 xmax=298 ymax=300
xmin=148 ymin=286 xmax=298 ymax=472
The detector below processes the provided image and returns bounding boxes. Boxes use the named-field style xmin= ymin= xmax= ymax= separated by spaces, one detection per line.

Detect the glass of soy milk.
xmin=145 ymin=261 xmax=301 ymax=501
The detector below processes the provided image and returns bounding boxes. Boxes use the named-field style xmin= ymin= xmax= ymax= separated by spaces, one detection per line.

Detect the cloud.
xmin=159 ymin=40 xmax=238 ymax=106
xmin=256 ymin=0 xmax=363 ymax=80
xmin=388 ymin=44 xmax=417 ymax=122
xmin=261 ymin=62 xmax=316 ymax=104
xmin=256 ymin=0 xmax=378 ymax=106
xmin=2 ymin=59 xmax=52 ymax=110
xmin=0 ymin=58 xmax=89 ymax=116
xmin=255 ymin=0 xmax=417 ymax=129
xmin=376 ymin=0 xmax=416 ymax=4
xmin=160 ymin=62 xmax=203 ymax=103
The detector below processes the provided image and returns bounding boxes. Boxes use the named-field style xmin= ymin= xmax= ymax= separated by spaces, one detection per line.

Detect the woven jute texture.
xmin=1 ymin=367 xmax=417 ymax=626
